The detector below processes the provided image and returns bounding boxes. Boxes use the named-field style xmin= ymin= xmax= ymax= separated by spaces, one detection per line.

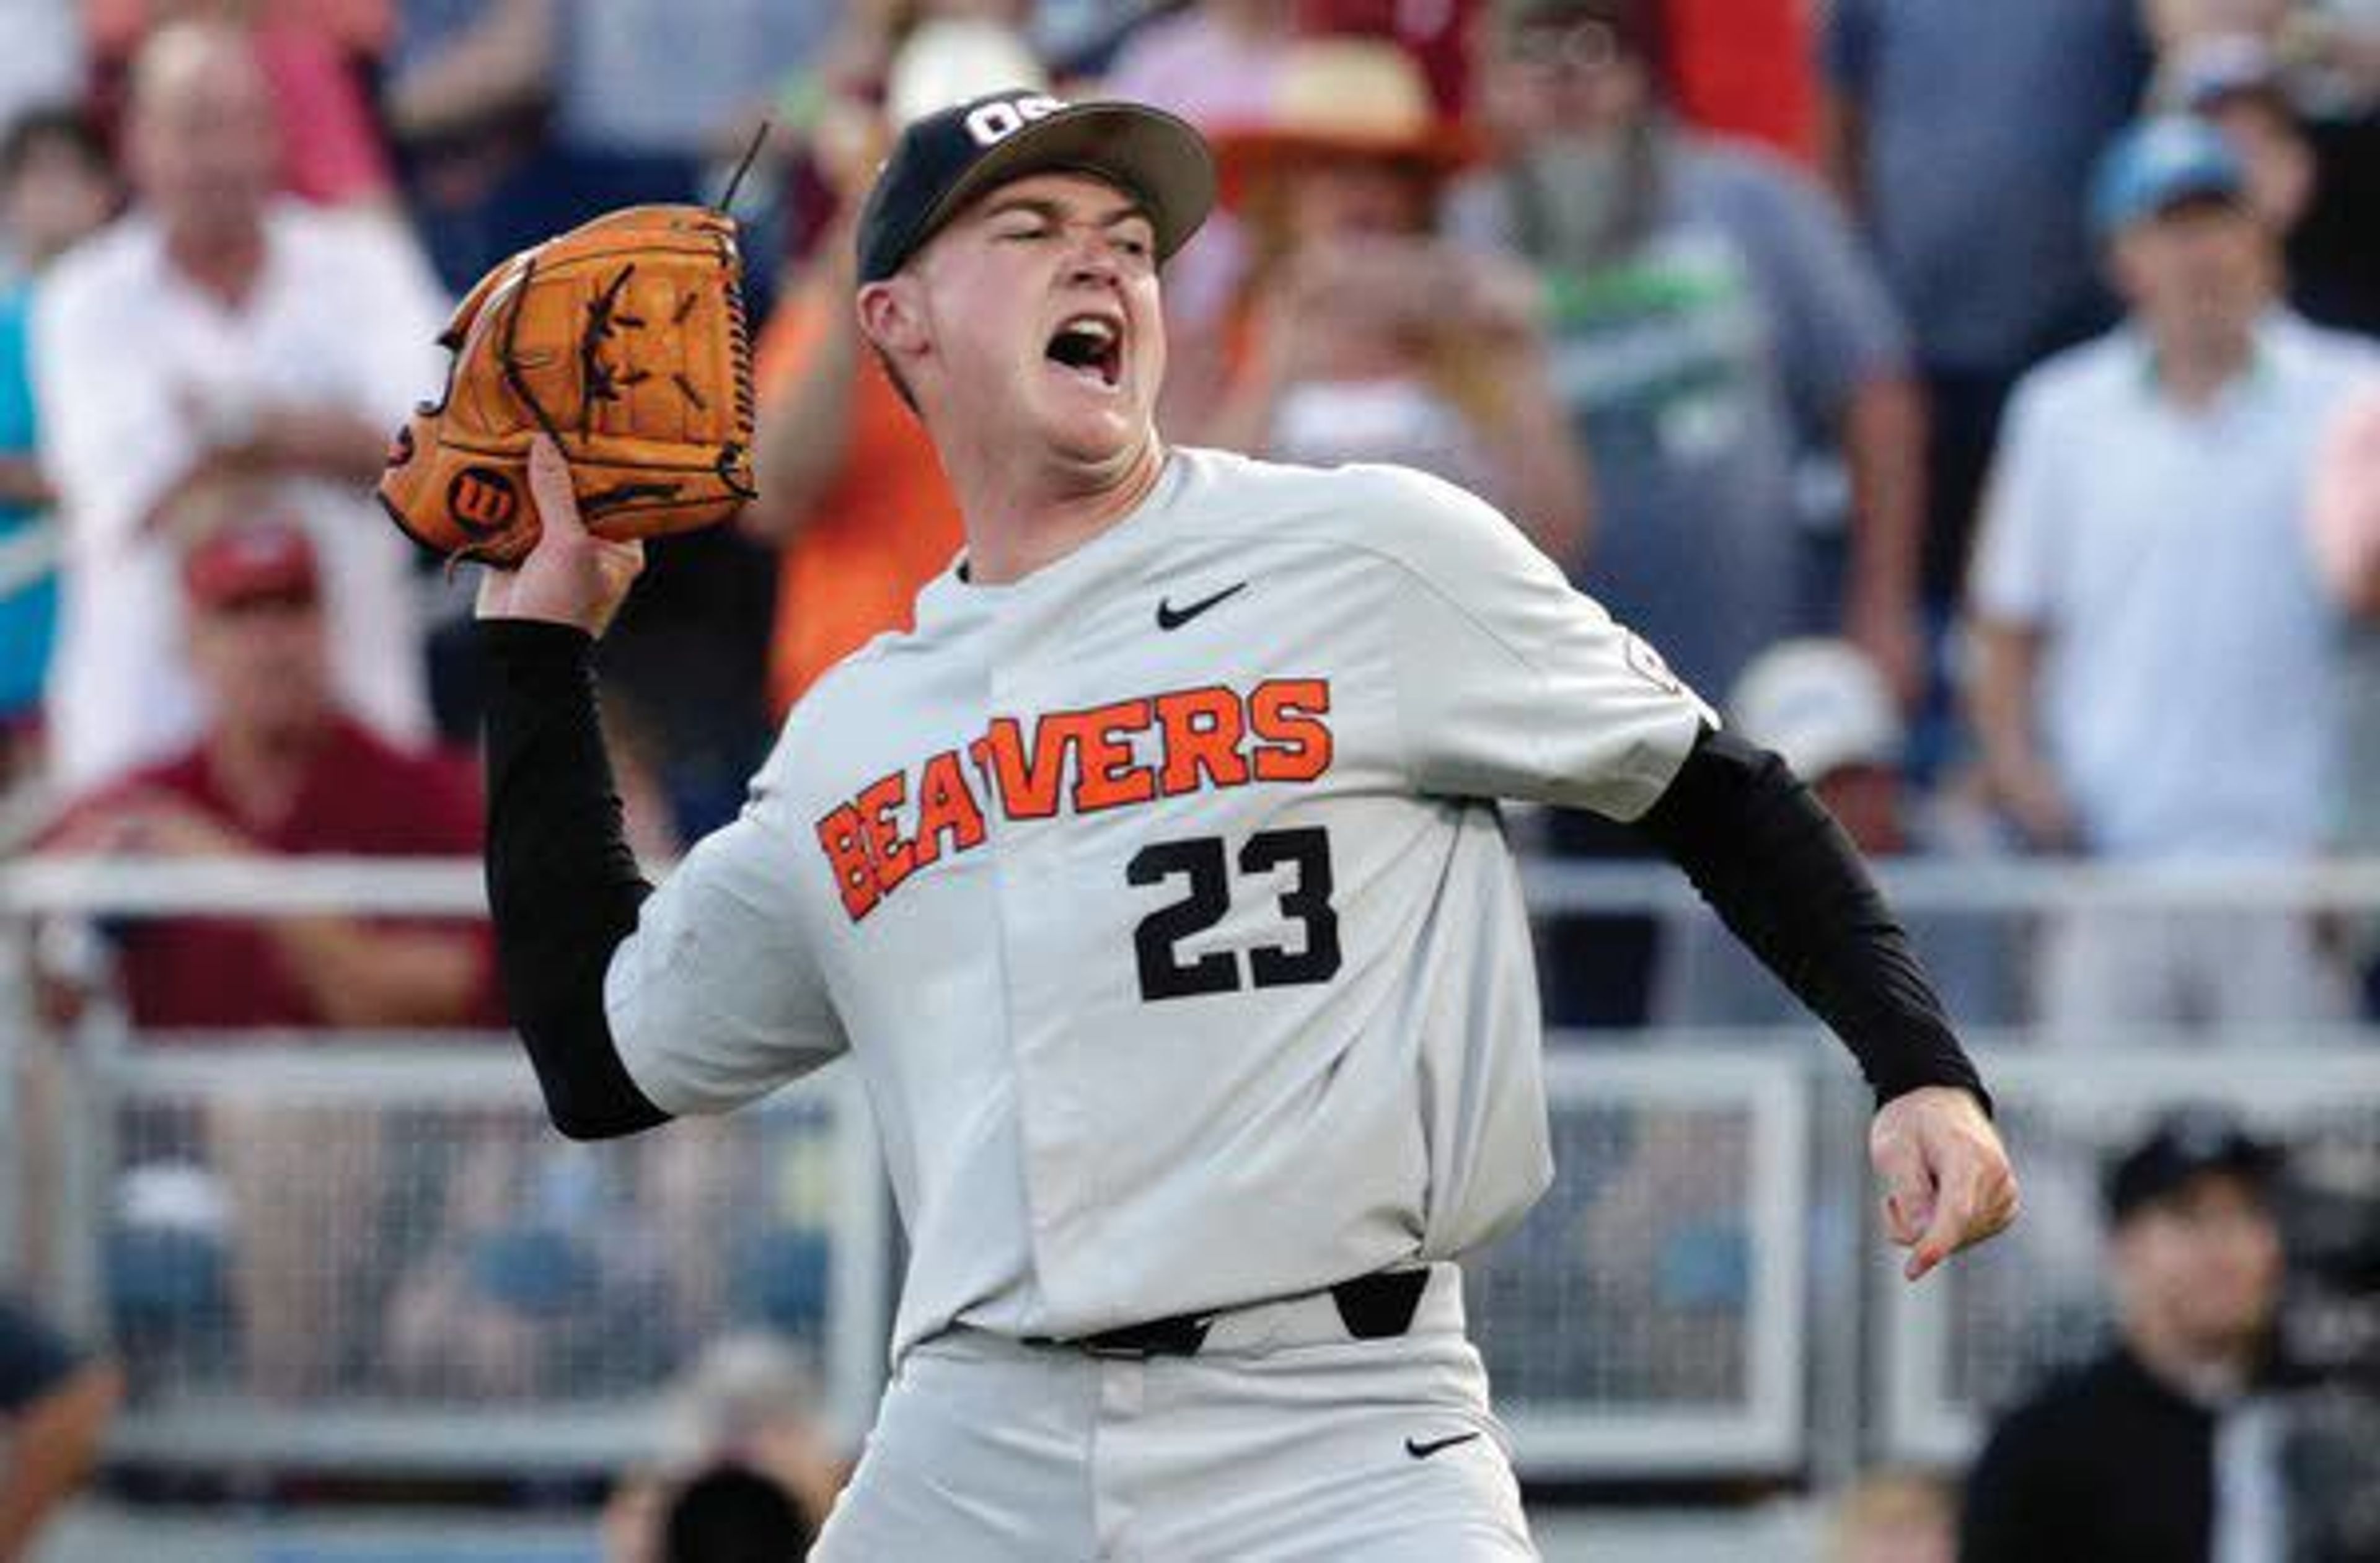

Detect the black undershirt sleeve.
xmin=480 ymin=619 xmax=671 ymax=1140
xmin=1631 ymin=724 xmax=1991 ymax=1114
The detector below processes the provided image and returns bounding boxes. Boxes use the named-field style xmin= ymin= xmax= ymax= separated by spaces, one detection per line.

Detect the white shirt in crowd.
xmin=1972 ymin=310 xmax=2380 ymax=860
xmin=32 ymin=200 xmax=449 ymax=788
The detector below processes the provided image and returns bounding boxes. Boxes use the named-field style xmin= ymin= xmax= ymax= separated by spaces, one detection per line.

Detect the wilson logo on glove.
xmin=447 ymin=467 xmax=521 ymax=534
xmin=377 ymin=203 xmax=758 ymax=565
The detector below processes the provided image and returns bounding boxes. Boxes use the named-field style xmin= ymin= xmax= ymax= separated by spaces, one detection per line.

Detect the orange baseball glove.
xmin=378 ymin=205 xmax=757 ymax=566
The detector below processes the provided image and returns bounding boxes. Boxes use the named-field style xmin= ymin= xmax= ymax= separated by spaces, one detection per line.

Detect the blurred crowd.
xmin=0 ymin=0 xmax=2368 ymax=1011
xmin=6 ymin=0 xmax=2380 ymax=1555
xmin=0 ymin=0 xmax=2374 ymax=1043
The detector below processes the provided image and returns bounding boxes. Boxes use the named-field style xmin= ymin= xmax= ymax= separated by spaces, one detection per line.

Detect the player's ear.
xmin=857 ymin=278 xmax=927 ymax=361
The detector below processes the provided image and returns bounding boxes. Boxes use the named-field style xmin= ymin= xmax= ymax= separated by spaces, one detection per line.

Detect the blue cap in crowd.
xmin=2091 ymin=115 xmax=2249 ymax=241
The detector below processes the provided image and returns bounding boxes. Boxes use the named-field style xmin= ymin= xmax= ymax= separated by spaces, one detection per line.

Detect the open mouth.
xmin=1046 ymin=313 xmax=1124 ymax=390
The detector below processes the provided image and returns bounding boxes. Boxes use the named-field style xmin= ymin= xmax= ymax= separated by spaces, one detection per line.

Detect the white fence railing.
xmin=44 ymin=1035 xmax=890 ymax=1471
xmin=1477 ymin=1046 xmax=1812 ymax=1473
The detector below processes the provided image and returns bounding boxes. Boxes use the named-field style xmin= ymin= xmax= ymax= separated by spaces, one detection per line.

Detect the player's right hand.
xmin=475 ymin=434 xmax=645 ymax=637
xmin=1871 ymin=1085 xmax=2021 ymax=1282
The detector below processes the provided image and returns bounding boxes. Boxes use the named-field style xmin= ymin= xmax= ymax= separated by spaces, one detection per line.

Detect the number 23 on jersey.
xmin=1130 ymin=828 xmax=1341 ymax=1002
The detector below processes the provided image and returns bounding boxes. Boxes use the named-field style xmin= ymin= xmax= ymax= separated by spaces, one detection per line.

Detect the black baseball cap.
xmin=2104 ymin=1110 xmax=2283 ymax=1225
xmin=855 ymin=89 xmax=1216 ymax=285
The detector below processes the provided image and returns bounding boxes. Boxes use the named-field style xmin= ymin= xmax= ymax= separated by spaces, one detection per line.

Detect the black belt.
xmin=1028 ymin=1269 xmax=1433 ymax=1360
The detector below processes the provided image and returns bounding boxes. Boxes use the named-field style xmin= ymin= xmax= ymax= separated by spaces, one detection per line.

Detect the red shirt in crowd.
xmin=1660 ymin=0 xmax=1818 ymax=166
xmin=74 ymin=717 xmax=496 ymax=1031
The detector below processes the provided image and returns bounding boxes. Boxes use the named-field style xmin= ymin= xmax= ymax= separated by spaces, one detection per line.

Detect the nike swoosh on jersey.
xmin=1403 ymin=1432 xmax=1482 ymax=1460
xmin=1155 ymin=581 xmax=1248 ymax=631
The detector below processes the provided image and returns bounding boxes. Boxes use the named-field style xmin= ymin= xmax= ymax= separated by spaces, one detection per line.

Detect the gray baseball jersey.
xmin=604 ymin=446 xmax=1712 ymax=1362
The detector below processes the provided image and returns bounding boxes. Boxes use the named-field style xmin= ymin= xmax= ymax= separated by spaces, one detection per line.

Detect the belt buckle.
xmin=1077 ymin=1313 xmax=1213 ymax=1358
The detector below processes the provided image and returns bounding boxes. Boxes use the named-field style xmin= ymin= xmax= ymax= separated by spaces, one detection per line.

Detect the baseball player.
xmin=475 ymin=92 xmax=2018 ymax=1559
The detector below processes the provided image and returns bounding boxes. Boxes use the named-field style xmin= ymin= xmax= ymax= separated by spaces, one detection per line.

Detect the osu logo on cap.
xmin=447 ymin=466 xmax=520 ymax=535
xmin=964 ymin=94 xmax=1064 ymax=149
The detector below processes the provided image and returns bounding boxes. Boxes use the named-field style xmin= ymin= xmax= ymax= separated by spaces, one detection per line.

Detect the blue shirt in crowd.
xmin=1825 ymin=0 xmax=2151 ymax=372
xmin=1450 ymin=138 xmax=1908 ymax=698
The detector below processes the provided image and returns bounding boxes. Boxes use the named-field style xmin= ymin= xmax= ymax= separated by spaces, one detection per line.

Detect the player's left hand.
xmin=475 ymin=434 xmax=646 ymax=636
xmin=1870 ymin=1085 xmax=2020 ymax=1282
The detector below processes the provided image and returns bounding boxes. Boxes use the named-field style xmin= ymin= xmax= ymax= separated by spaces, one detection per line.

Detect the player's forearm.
xmin=481 ymin=620 xmax=669 ymax=1139
xmin=1633 ymin=725 xmax=1990 ymax=1111
xmin=0 ymin=1358 xmax=121 ymax=1561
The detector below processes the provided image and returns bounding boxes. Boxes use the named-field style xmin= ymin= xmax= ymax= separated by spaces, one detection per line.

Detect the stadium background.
xmin=6 ymin=1 xmax=2380 ymax=1559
